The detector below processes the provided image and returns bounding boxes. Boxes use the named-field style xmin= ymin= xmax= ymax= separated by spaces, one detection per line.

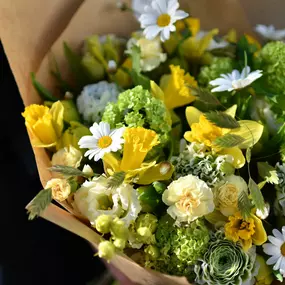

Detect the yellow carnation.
xmin=46 ymin=178 xmax=71 ymax=202
xmin=51 ymin=146 xmax=82 ymax=168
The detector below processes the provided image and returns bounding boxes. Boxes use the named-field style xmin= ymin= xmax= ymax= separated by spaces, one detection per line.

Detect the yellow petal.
xmin=219 ymin=147 xmax=245 ymax=169
xmin=231 ymin=120 xmax=264 ymax=149
xmin=102 ymin=153 xmax=121 ymax=175
xmin=50 ymin=101 xmax=64 ymax=138
xmin=136 ymin=162 xmax=174 ymax=185
xmin=185 ymin=106 xmax=202 ymax=127
xmin=252 ymin=215 xmax=267 ymax=246
xmin=225 ymin=29 xmax=237 ymax=43
xmin=150 ymin=80 xmax=164 ymax=101
xmin=225 ymin=105 xmax=237 ymax=118
xmin=186 ymin=17 xmax=200 ymax=37
xmin=198 ymin=29 xmax=219 ymax=55
xmin=205 ymin=210 xmax=228 ymax=225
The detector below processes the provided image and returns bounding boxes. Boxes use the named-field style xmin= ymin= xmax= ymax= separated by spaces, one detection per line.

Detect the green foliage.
xmin=236 ymin=35 xmax=258 ymax=68
xmin=249 ymin=178 xmax=265 ymax=211
xmin=49 ymin=165 xmax=93 ymax=178
xmin=238 ymin=191 xmax=252 ymax=219
xmin=214 ymin=134 xmax=245 ymax=148
xmin=107 ymin=172 xmax=126 ymax=190
xmin=27 ymin=189 xmax=52 ymax=220
xmin=204 ymin=111 xmax=239 ymax=129
xmin=137 ymin=185 xmax=163 ymax=213
xmin=190 ymin=87 xmax=221 ymax=107
xmin=257 ymin=162 xmax=279 ymax=184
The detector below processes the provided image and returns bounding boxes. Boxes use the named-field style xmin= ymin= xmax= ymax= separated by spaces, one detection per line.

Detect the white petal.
xmin=156 ymin=0 xmax=167 ymax=13
xmin=231 ymin=69 xmax=241 ymax=81
xmin=240 ymin=66 xmax=251 ymax=79
xmin=268 ymin=235 xmax=283 ymax=247
xmin=99 ymin=122 xmax=111 ymax=136
xmin=173 ymin=10 xmax=189 ymax=21
xmin=263 ymin=243 xmax=281 ymax=256
xmin=211 ymin=84 xmax=232 ymax=92
xmin=90 ymin=124 xmax=102 ymax=139
xmin=144 ymin=25 xmax=161 ymax=40
xmin=139 ymin=14 xmax=157 ymax=26
xmin=167 ymin=0 xmax=179 ymax=14
xmin=209 ymin=78 xmax=232 ymax=86
xmin=169 ymin=24 xmax=176 ymax=32
xmin=274 ymin=256 xmax=283 ymax=271
xmin=78 ymin=136 xmax=97 ymax=148
xmin=161 ymin=27 xmax=171 ymax=41
xmin=267 ymin=255 xmax=280 ymax=265
xmin=273 ymin=229 xmax=284 ymax=241
xmin=282 ymin=226 xmax=285 ymax=240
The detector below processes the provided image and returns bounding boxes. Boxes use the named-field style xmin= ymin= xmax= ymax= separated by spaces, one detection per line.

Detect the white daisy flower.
xmin=132 ymin=0 xmax=152 ymax=19
xmin=209 ymin=66 xmax=263 ymax=92
xmin=78 ymin=122 xmax=125 ymax=161
xmin=263 ymin=226 xmax=285 ymax=277
xmin=255 ymin=24 xmax=285 ymax=41
xmin=139 ymin=0 xmax=189 ymax=42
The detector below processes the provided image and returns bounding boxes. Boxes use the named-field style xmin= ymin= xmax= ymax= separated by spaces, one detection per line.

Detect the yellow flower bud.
xmin=51 ymin=146 xmax=82 ymax=168
xmin=46 ymin=178 xmax=71 ymax=202
xmin=61 ymin=100 xmax=80 ymax=123
xmin=95 ymin=215 xmax=113 ymax=234
xmin=98 ymin=241 xmax=115 ymax=262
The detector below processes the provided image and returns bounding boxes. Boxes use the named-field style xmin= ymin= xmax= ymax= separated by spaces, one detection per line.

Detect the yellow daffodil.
xmin=160 ymin=65 xmax=197 ymax=110
xmin=255 ymin=255 xmax=274 ymax=285
xmin=224 ymin=212 xmax=267 ymax=251
xmin=22 ymin=101 xmax=64 ymax=148
xmin=184 ymin=105 xmax=264 ymax=168
xmin=103 ymin=127 xmax=174 ymax=185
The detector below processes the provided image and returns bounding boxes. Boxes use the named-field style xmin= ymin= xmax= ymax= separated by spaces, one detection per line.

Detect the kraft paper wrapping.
xmin=0 ymin=0 xmax=284 ymax=284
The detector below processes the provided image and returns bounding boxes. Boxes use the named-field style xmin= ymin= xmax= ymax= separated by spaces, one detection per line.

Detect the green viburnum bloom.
xmin=198 ymin=57 xmax=234 ymax=88
xmin=194 ymin=232 xmax=256 ymax=285
xmin=102 ymin=86 xmax=172 ymax=147
xmin=145 ymin=215 xmax=210 ymax=280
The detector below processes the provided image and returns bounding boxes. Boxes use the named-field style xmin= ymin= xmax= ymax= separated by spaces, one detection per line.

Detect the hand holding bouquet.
xmin=4 ymin=0 xmax=285 ymax=284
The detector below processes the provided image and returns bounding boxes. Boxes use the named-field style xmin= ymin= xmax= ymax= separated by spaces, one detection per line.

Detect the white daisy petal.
xmin=274 ymin=256 xmax=283 ymax=271
xmin=267 ymin=255 xmax=280 ymax=265
xmin=173 ymin=10 xmax=189 ymax=21
xmin=144 ymin=25 xmax=161 ymax=40
xmin=156 ymin=0 xmax=167 ymax=13
xmin=273 ymin=229 xmax=284 ymax=240
xmin=240 ymin=66 xmax=251 ymax=79
xmin=255 ymin=24 xmax=285 ymax=41
xmin=211 ymin=85 xmax=233 ymax=93
xmin=282 ymin=227 xmax=285 ymax=240
xmin=263 ymin=243 xmax=280 ymax=256
xmin=269 ymin=235 xmax=284 ymax=247
xmin=161 ymin=27 xmax=171 ymax=41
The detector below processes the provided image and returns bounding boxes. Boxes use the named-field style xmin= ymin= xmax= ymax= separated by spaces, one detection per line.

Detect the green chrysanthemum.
xmin=198 ymin=57 xmax=234 ymax=88
xmin=102 ymin=86 xmax=172 ymax=147
xmin=194 ymin=232 xmax=256 ymax=285
xmin=146 ymin=215 xmax=210 ymax=280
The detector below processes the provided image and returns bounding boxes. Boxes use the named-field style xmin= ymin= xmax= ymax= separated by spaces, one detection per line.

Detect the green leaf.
xmin=236 ymin=35 xmax=258 ymax=68
xmin=107 ymin=171 xmax=126 ymax=190
xmin=249 ymin=178 xmax=265 ymax=211
xmin=214 ymin=134 xmax=245 ymax=148
xmin=274 ymin=270 xmax=283 ymax=282
xmin=204 ymin=111 xmax=240 ymax=129
xmin=129 ymin=70 xmax=151 ymax=90
xmin=257 ymin=162 xmax=279 ymax=184
xmin=31 ymin=73 xmax=58 ymax=102
xmin=69 ymin=179 xmax=79 ymax=193
xmin=190 ymin=87 xmax=221 ymax=106
xmin=238 ymin=191 xmax=252 ymax=219
xmin=246 ymin=148 xmax=251 ymax=164
xmin=49 ymin=165 xmax=93 ymax=178
xmin=130 ymin=45 xmax=141 ymax=73
xmin=27 ymin=189 xmax=52 ymax=220
xmin=63 ymin=42 xmax=89 ymax=88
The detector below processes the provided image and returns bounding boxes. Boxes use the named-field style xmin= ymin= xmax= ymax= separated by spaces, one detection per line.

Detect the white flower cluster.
xmin=77 ymin=81 xmax=119 ymax=123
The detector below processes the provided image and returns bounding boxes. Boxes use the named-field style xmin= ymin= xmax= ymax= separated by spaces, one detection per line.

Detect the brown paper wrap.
xmin=1 ymin=0 xmax=284 ymax=284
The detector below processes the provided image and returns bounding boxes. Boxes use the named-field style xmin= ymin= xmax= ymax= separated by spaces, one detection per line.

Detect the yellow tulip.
xmin=160 ymin=65 xmax=197 ymax=110
xmin=22 ymin=102 xmax=64 ymax=148
xmin=184 ymin=105 xmax=264 ymax=168
xmin=255 ymin=255 xmax=274 ymax=285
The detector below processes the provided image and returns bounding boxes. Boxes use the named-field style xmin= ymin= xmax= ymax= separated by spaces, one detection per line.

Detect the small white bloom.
xmin=210 ymin=66 xmax=263 ymax=92
xmin=255 ymin=24 xmax=285 ymax=41
xmin=139 ymin=0 xmax=189 ymax=42
xmin=82 ymin=164 xmax=94 ymax=176
xmin=78 ymin=122 xmax=125 ymax=161
xmin=76 ymin=81 xmax=119 ymax=123
xmin=263 ymin=226 xmax=285 ymax=277
xmin=256 ymin=203 xmax=270 ymax=220
xmin=126 ymin=32 xmax=167 ymax=72
xmin=196 ymin=31 xmax=229 ymax=51
xmin=73 ymin=176 xmax=141 ymax=227
xmin=132 ymin=0 xmax=152 ymax=19
xmin=162 ymin=174 xmax=214 ymax=223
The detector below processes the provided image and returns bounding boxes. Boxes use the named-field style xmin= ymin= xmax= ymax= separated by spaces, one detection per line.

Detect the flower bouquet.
xmin=2 ymin=0 xmax=285 ymax=284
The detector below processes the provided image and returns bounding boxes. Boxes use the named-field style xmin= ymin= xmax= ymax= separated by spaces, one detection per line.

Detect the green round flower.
xmin=254 ymin=41 xmax=285 ymax=94
xmin=198 ymin=57 xmax=234 ymax=88
xmin=194 ymin=232 xmax=256 ymax=285
xmin=146 ymin=215 xmax=210 ymax=279
xmin=102 ymin=86 xmax=172 ymax=146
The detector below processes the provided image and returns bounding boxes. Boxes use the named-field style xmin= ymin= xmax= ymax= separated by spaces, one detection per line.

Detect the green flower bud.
xmin=81 ymin=53 xmax=105 ymax=81
xmin=95 ymin=215 xmax=113 ymax=234
xmin=61 ymin=100 xmax=80 ymax=123
xmin=137 ymin=186 xmax=163 ymax=212
xmin=152 ymin=181 xmax=167 ymax=194
xmin=113 ymin=238 xmax=126 ymax=250
xmin=98 ymin=241 xmax=115 ymax=262
xmin=110 ymin=218 xmax=129 ymax=240
xmin=136 ymin=213 xmax=158 ymax=234
xmin=144 ymin=245 xmax=160 ymax=260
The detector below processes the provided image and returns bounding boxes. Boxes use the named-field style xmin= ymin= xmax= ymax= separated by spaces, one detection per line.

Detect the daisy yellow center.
xmin=281 ymin=242 xmax=285 ymax=256
xmin=98 ymin=136 xmax=112 ymax=149
xmin=157 ymin=14 xmax=171 ymax=27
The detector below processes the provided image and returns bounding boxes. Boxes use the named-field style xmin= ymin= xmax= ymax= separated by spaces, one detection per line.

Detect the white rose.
xmin=46 ymin=178 xmax=71 ymax=202
xmin=52 ymin=146 xmax=82 ymax=168
xmin=215 ymin=175 xmax=248 ymax=217
xmin=162 ymin=174 xmax=214 ymax=223
xmin=73 ymin=176 xmax=141 ymax=227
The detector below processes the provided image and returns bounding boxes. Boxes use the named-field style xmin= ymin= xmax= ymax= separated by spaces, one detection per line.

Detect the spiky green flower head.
xmin=254 ymin=41 xmax=285 ymax=94
xmin=147 ymin=215 xmax=210 ymax=279
xmin=198 ymin=57 xmax=234 ymax=88
xmin=102 ymin=86 xmax=172 ymax=146
xmin=194 ymin=232 xmax=256 ymax=285
xmin=172 ymin=143 xmax=235 ymax=187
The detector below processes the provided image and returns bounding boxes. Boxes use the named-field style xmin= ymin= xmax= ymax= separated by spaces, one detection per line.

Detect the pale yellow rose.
xmin=46 ymin=178 xmax=71 ymax=202
xmin=215 ymin=175 xmax=248 ymax=217
xmin=162 ymin=174 xmax=214 ymax=223
xmin=51 ymin=146 xmax=82 ymax=168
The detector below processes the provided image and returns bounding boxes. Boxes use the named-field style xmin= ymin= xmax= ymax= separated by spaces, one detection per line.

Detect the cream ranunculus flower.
xmin=46 ymin=178 xmax=71 ymax=202
xmin=215 ymin=175 xmax=248 ymax=217
xmin=73 ymin=176 xmax=141 ymax=227
xmin=162 ymin=174 xmax=214 ymax=223
xmin=126 ymin=32 xmax=167 ymax=72
xmin=51 ymin=145 xmax=82 ymax=168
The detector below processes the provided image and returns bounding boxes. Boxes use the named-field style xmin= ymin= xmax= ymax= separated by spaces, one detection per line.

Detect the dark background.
xmin=0 ymin=42 xmax=108 ymax=285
